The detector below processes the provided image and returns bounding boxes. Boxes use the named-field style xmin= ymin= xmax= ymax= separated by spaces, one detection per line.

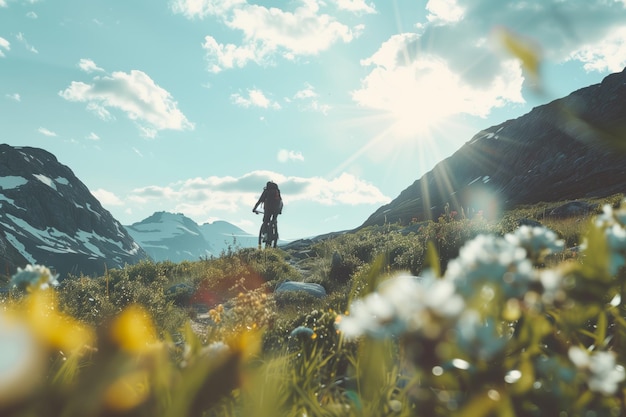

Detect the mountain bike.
xmin=253 ymin=210 xmax=279 ymax=249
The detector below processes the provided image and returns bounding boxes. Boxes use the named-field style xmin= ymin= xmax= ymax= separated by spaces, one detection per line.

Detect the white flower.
xmin=445 ymin=234 xmax=534 ymax=299
xmin=337 ymin=292 xmax=404 ymax=339
xmin=505 ymin=226 xmax=564 ymax=259
xmin=11 ymin=265 xmax=59 ymax=291
xmin=336 ymin=273 xmax=465 ymax=340
xmin=535 ymin=269 xmax=566 ymax=305
xmin=569 ymin=347 xmax=626 ymax=395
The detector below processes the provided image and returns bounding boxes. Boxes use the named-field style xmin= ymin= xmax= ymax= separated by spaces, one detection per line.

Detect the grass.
xmin=1 ymin=194 xmax=626 ymax=416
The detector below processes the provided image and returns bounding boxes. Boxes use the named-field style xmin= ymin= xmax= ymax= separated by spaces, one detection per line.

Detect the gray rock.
xmin=549 ymin=201 xmax=597 ymax=218
xmin=275 ymin=281 xmax=327 ymax=298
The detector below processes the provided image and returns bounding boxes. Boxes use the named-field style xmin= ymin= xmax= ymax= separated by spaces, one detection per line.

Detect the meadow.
xmin=1 ymin=193 xmax=626 ymax=417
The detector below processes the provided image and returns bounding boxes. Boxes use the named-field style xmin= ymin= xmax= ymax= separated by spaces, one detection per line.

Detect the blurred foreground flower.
xmin=494 ymin=26 xmax=542 ymax=92
xmin=110 ymin=304 xmax=159 ymax=354
xmin=445 ymin=234 xmax=534 ymax=299
xmin=336 ymin=273 xmax=464 ymax=340
xmin=569 ymin=346 xmax=625 ymax=395
xmin=24 ymin=289 xmax=94 ymax=353
xmin=11 ymin=264 xmax=59 ymax=291
xmin=505 ymin=225 xmax=564 ymax=261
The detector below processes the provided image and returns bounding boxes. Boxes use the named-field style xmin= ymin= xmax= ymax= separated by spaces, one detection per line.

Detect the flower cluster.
xmin=505 ymin=225 xmax=564 ymax=261
xmin=338 ymin=226 xmax=566 ymax=342
xmin=10 ymin=264 xmax=59 ymax=291
xmin=444 ymin=233 xmax=534 ymax=299
xmin=336 ymin=219 xmax=626 ymax=399
xmin=336 ymin=272 xmax=464 ymax=340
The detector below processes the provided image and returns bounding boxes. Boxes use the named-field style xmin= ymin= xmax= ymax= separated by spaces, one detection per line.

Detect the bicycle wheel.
xmin=258 ymin=222 xmax=267 ymax=248
xmin=270 ymin=218 xmax=279 ymax=248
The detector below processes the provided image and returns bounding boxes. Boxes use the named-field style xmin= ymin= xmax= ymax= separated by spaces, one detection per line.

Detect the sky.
xmin=1 ymin=0 xmax=626 ymax=241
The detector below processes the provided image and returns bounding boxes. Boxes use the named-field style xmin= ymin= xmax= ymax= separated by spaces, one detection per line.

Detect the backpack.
xmin=264 ymin=181 xmax=283 ymax=214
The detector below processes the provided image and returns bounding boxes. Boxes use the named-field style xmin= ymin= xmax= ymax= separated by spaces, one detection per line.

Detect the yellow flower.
xmin=25 ymin=289 xmax=94 ymax=352
xmin=110 ymin=305 xmax=159 ymax=354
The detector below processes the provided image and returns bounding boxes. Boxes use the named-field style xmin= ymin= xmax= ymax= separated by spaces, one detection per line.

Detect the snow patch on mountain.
xmin=126 ymin=212 xmax=259 ymax=262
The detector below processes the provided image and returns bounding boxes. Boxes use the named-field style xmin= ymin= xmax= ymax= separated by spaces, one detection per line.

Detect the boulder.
xmin=275 ymin=281 xmax=327 ymax=298
xmin=549 ymin=201 xmax=597 ymax=218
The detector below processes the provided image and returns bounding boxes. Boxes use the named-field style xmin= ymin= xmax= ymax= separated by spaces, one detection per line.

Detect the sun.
xmin=388 ymin=103 xmax=451 ymax=138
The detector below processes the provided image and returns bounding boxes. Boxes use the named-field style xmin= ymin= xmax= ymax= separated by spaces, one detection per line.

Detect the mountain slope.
xmin=361 ymin=67 xmax=626 ymax=228
xmin=0 ymin=144 xmax=149 ymax=278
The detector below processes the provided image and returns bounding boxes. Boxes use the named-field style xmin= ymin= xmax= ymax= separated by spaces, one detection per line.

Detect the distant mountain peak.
xmin=125 ymin=211 xmax=258 ymax=262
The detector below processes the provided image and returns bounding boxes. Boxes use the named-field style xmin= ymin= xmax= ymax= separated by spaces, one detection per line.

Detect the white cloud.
xmin=294 ymin=85 xmax=317 ymax=100
xmin=86 ymin=132 xmax=100 ymax=141
xmin=277 ymin=149 xmax=304 ymax=163
xmin=78 ymin=58 xmax=104 ymax=73
xmin=126 ymin=170 xmax=389 ymax=217
xmin=569 ymin=27 xmax=626 ymax=73
xmin=426 ymin=0 xmax=464 ymax=23
xmin=86 ymin=102 xmax=113 ymax=121
xmin=0 ymin=0 xmax=6 ymax=7
xmin=170 ymin=0 xmax=245 ymax=19
xmin=231 ymin=88 xmax=281 ymax=109
xmin=351 ymin=0 xmax=626 ymax=137
xmin=26 ymin=11 xmax=37 ymax=19
xmin=37 ymin=127 xmax=57 ymax=137
xmin=202 ymin=36 xmax=264 ymax=72
xmin=228 ymin=3 xmax=355 ymax=54
xmin=186 ymin=1 xmax=360 ymax=71
xmin=59 ymin=69 xmax=195 ymax=136
xmin=0 ymin=37 xmax=10 ymax=57
xmin=16 ymin=32 xmax=37 ymax=53
xmin=333 ymin=0 xmax=376 ymax=14
xmin=91 ymin=188 xmax=123 ymax=206
xmin=293 ymin=84 xmax=331 ymax=114
xmin=5 ymin=93 xmax=20 ymax=101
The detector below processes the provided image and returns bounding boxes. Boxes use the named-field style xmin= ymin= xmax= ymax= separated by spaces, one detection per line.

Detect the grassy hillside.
xmin=1 ymin=193 xmax=626 ymax=417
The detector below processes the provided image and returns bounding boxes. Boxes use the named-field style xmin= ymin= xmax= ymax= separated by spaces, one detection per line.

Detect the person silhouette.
xmin=252 ymin=181 xmax=283 ymax=247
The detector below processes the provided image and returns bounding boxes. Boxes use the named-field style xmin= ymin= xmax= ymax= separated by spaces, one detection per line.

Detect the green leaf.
xmin=594 ymin=311 xmax=607 ymax=348
xmin=425 ymin=240 xmax=442 ymax=277
xmin=580 ymin=223 xmax=612 ymax=283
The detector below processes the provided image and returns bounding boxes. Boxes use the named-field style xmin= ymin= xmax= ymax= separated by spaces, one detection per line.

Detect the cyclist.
xmin=252 ymin=181 xmax=283 ymax=246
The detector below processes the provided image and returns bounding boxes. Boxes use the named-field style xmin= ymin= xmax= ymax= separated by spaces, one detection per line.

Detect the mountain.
xmin=200 ymin=220 xmax=259 ymax=253
xmin=125 ymin=212 xmax=258 ymax=262
xmin=361 ymin=67 xmax=626 ymax=228
xmin=0 ymin=144 xmax=149 ymax=279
